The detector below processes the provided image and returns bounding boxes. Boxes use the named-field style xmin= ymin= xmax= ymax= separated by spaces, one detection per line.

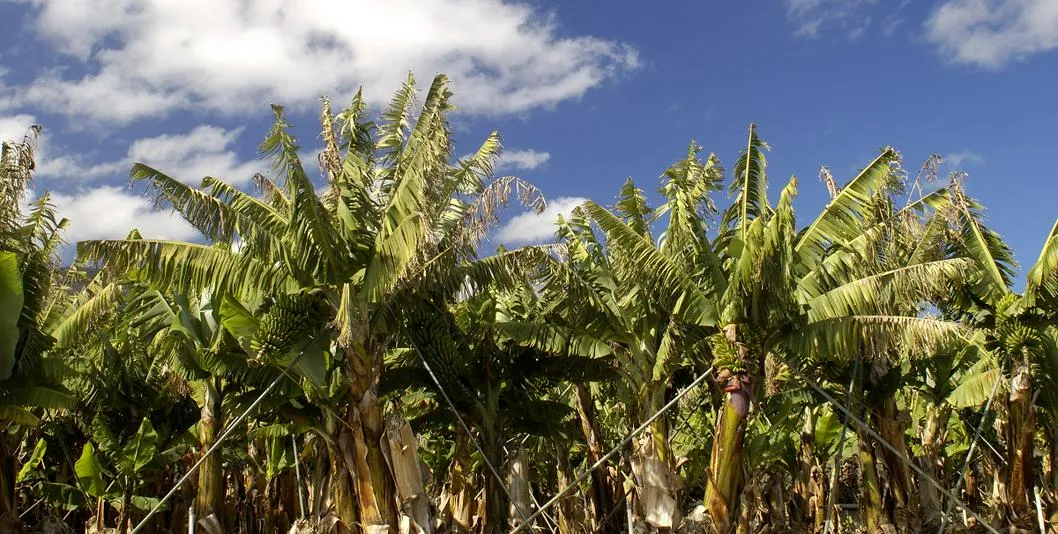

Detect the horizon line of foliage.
xmin=0 ymin=72 xmax=1056 ymax=534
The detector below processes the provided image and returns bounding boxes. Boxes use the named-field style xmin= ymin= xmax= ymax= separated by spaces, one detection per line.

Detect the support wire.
xmin=775 ymin=356 xmax=1000 ymax=534
xmin=130 ymin=351 xmax=306 ymax=534
xmin=510 ymin=366 xmax=714 ymax=534
xmin=935 ymin=365 xmax=1002 ymax=533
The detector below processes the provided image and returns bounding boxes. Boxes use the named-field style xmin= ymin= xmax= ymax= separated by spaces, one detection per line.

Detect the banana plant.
xmin=512 ymin=144 xmax=723 ymax=530
xmin=74 ymin=417 xmax=188 ymax=534
xmin=390 ymin=286 xmax=618 ymax=534
xmin=77 ymin=73 xmax=547 ymax=533
xmin=942 ymin=192 xmax=1058 ymax=528
xmin=1 ymin=128 xmax=76 ymax=526
xmin=569 ymin=125 xmax=974 ymax=531
xmin=133 ymin=286 xmax=330 ymax=528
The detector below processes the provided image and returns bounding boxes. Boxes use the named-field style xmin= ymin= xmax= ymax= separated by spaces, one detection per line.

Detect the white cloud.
xmin=925 ymin=0 xmax=1058 ymax=68
xmin=50 ymin=186 xmax=199 ymax=244
xmin=126 ymin=125 xmax=263 ymax=184
xmin=495 ymin=195 xmax=586 ymax=245
xmin=36 ymin=125 xmax=263 ymax=185
xmin=0 ymin=114 xmax=37 ymax=144
xmin=5 ymin=0 xmax=639 ymax=123
xmin=786 ymin=0 xmax=879 ymax=38
xmin=495 ymin=148 xmax=551 ymax=171
xmin=944 ymin=150 xmax=984 ymax=168
xmin=35 ymin=153 xmax=125 ymax=181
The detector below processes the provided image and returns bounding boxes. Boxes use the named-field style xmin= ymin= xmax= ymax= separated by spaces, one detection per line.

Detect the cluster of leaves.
xmin=0 ymin=73 xmax=1056 ymax=534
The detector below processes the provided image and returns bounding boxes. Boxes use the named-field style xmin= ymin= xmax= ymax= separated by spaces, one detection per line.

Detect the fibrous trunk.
xmin=482 ymin=434 xmax=509 ymax=534
xmin=0 ymin=436 xmax=16 ymax=528
xmin=116 ymin=482 xmax=133 ymax=534
xmin=556 ymin=452 xmax=588 ymax=533
xmin=794 ymin=407 xmax=826 ymax=532
xmin=871 ymin=395 xmax=917 ymax=532
xmin=196 ymin=378 xmax=225 ymax=524
xmin=704 ymin=383 xmax=751 ymax=533
xmin=857 ymin=429 xmax=882 ymax=534
xmin=329 ymin=427 xmax=359 ymax=534
xmin=344 ymin=343 xmax=397 ymax=533
xmin=385 ymin=416 xmax=432 ymax=534
xmin=574 ymin=384 xmax=620 ymax=531
xmin=1045 ymin=424 xmax=1058 ymax=526
xmin=508 ymin=444 xmax=532 ymax=532
xmin=445 ymin=433 xmax=475 ymax=533
xmin=917 ymin=403 xmax=950 ymax=530
xmin=999 ymin=361 xmax=1035 ymax=525
xmin=632 ymin=388 xmax=681 ymax=530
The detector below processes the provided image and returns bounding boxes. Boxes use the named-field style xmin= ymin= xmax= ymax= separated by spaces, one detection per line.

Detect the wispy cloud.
xmin=495 ymin=196 xmax=586 ymax=245
xmin=944 ymin=150 xmax=984 ymax=168
xmin=881 ymin=0 xmax=912 ymax=37
xmin=925 ymin=0 xmax=1058 ymax=69
xmin=495 ymin=149 xmax=551 ymax=172
xmin=3 ymin=0 xmax=640 ymax=123
xmin=786 ymin=0 xmax=880 ymax=38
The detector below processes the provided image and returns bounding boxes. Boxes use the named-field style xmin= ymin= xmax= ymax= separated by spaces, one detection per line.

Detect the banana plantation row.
xmin=1 ymin=74 xmax=1056 ymax=534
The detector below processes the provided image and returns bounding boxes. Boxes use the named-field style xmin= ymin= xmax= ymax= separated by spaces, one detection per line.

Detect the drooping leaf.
xmin=803 ymin=258 xmax=974 ymax=322
xmin=37 ymin=482 xmax=87 ymax=510
xmin=131 ymin=495 xmax=165 ymax=512
xmin=364 ymin=74 xmax=453 ymax=300
xmin=615 ymin=177 xmax=654 ymax=240
xmin=75 ymin=442 xmax=106 ymax=497
xmin=0 ymin=251 xmax=24 ymax=380
xmin=16 ymin=438 xmax=47 ymax=483
xmin=219 ymin=293 xmax=259 ymax=341
xmin=0 ymin=405 xmax=38 ymax=426
xmin=953 ymin=199 xmax=1017 ymax=304
xmin=948 ymin=359 xmax=1001 ymax=409
xmin=119 ymin=418 xmax=159 ymax=475
xmin=493 ymin=321 xmax=613 ymax=359
xmin=77 ymin=239 xmax=296 ymax=298
xmin=130 ymin=163 xmax=240 ymax=244
xmin=51 ymin=281 xmax=122 ymax=348
xmin=1024 ymin=218 xmax=1058 ymax=310
xmin=796 ymin=148 xmax=900 ymax=265
xmin=583 ymin=201 xmax=718 ymax=326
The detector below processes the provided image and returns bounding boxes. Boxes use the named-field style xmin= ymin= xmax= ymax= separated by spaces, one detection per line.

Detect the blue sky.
xmin=1 ymin=0 xmax=1056 ymax=284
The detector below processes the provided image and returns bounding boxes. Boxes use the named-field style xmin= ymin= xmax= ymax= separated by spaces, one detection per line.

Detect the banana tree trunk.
xmin=632 ymin=387 xmax=681 ymax=530
xmin=1000 ymin=360 xmax=1035 ymax=524
xmin=556 ymin=452 xmax=587 ymax=533
xmin=345 ymin=343 xmax=397 ymax=534
xmin=508 ymin=445 xmax=532 ymax=532
xmin=1045 ymin=423 xmax=1058 ymax=526
xmin=857 ymin=429 xmax=882 ymax=534
xmin=573 ymin=384 xmax=620 ymax=531
xmin=917 ymin=403 xmax=950 ymax=530
xmin=704 ymin=376 xmax=752 ymax=532
xmin=196 ymin=377 xmax=225 ymax=524
xmin=737 ymin=473 xmax=763 ymax=533
xmin=309 ymin=437 xmax=328 ymax=519
xmin=871 ymin=396 xmax=916 ymax=532
xmin=329 ymin=428 xmax=359 ymax=534
xmin=762 ymin=472 xmax=789 ymax=532
xmin=0 ymin=435 xmax=16 ymax=527
xmin=385 ymin=417 xmax=432 ymax=534
xmin=482 ymin=432 xmax=509 ymax=534
xmin=445 ymin=433 xmax=475 ymax=533
xmin=116 ymin=482 xmax=133 ymax=534
xmin=794 ymin=407 xmax=826 ymax=532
